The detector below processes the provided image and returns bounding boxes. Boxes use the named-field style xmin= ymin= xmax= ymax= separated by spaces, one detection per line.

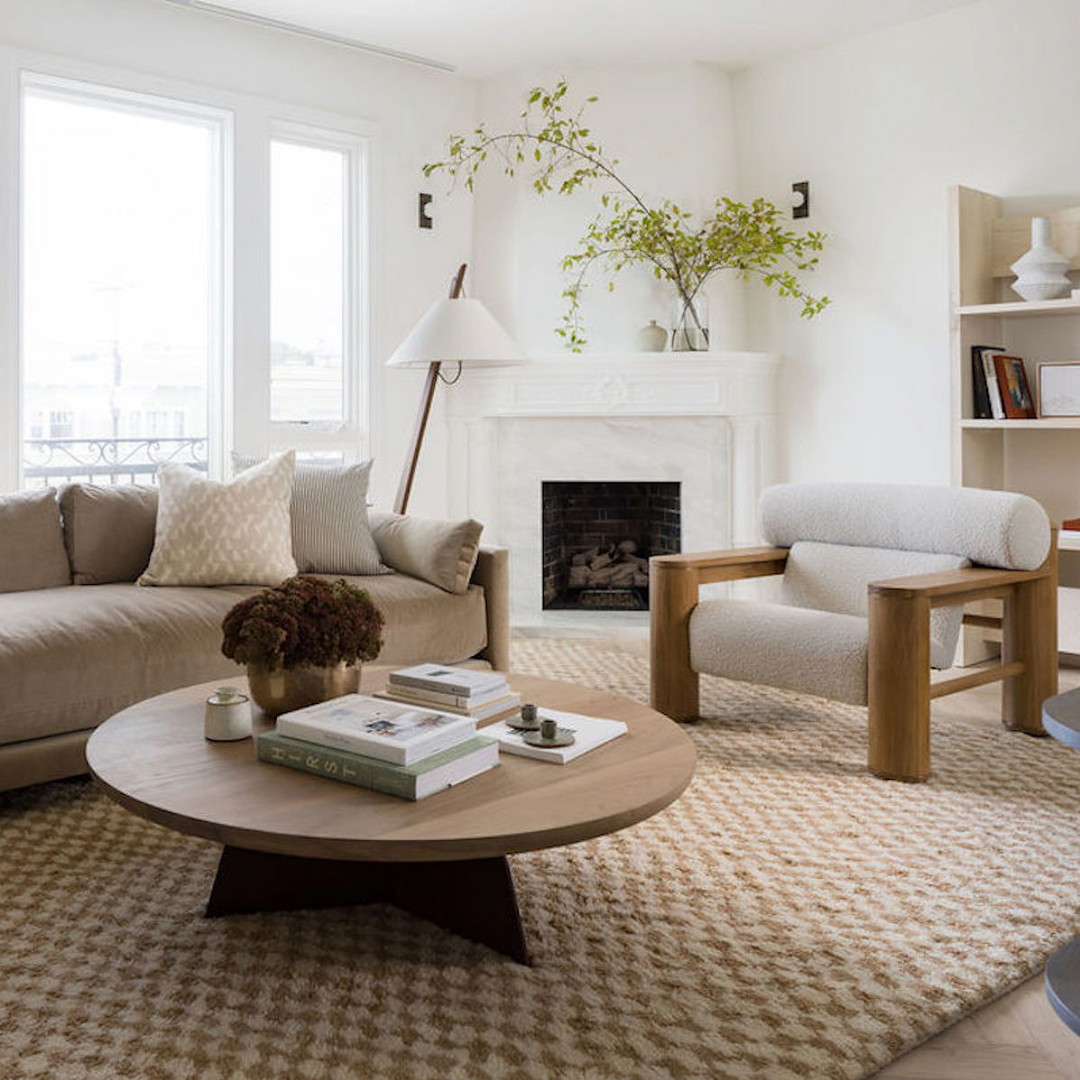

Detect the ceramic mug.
xmin=204 ymin=686 xmax=253 ymax=741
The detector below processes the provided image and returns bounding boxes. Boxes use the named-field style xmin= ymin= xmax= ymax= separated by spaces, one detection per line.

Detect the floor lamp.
xmin=386 ymin=264 xmax=525 ymax=515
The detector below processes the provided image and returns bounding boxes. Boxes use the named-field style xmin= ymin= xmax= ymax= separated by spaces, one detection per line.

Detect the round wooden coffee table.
xmin=86 ymin=669 xmax=696 ymax=964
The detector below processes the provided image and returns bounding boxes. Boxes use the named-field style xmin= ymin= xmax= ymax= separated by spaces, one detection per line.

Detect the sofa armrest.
xmin=470 ymin=546 xmax=510 ymax=672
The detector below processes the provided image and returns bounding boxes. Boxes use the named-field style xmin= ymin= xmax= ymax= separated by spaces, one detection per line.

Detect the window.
xmin=21 ymin=77 xmax=226 ymax=486
xmin=11 ymin=66 xmax=372 ymax=489
xmin=269 ymin=133 xmax=355 ymax=426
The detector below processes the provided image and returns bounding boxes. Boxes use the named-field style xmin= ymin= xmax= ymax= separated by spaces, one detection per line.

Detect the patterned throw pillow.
xmin=232 ymin=455 xmax=390 ymax=576
xmin=138 ymin=452 xmax=297 ymax=587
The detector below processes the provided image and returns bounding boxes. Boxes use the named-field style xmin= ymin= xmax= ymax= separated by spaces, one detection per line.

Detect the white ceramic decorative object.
xmin=638 ymin=320 xmax=667 ymax=352
xmin=204 ymin=686 xmax=253 ymax=741
xmin=1011 ymin=217 xmax=1071 ymax=301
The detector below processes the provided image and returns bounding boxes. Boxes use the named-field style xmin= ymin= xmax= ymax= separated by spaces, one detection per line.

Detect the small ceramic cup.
xmin=204 ymin=686 xmax=253 ymax=742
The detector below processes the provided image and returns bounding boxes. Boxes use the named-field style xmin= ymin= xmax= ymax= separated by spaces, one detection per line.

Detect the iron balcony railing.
xmin=23 ymin=437 xmax=208 ymax=486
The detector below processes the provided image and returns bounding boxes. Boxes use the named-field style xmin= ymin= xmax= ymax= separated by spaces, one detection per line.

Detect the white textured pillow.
xmin=139 ymin=453 xmax=297 ymax=587
xmin=368 ymin=511 xmax=482 ymax=594
xmin=232 ymin=455 xmax=390 ymax=576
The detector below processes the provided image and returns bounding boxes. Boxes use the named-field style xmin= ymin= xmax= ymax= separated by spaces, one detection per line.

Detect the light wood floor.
xmin=515 ymin=623 xmax=1080 ymax=1079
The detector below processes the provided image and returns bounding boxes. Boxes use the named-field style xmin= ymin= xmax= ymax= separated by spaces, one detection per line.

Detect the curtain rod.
xmin=160 ymin=0 xmax=457 ymax=73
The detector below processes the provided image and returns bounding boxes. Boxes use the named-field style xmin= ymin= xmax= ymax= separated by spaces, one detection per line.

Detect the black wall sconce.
xmin=419 ymin=193 xmax=433 ymax=229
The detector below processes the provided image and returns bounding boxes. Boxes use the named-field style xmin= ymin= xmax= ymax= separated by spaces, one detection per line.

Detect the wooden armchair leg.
xmin=650 ymin=563 xmax=700 ymax=722
xmin=868 ymin=591 xmax=932 ymax=781
xmin=1002 ymin=569 xmax=1057 ymax=736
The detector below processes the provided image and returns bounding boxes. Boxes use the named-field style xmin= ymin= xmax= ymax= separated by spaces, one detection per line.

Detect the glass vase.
xmin=670 ymin=292 xmax=709 ymax=351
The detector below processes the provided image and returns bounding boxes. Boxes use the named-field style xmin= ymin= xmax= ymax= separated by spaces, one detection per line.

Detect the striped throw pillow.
xmin=233 ymin=456 xmax=390 ymax=576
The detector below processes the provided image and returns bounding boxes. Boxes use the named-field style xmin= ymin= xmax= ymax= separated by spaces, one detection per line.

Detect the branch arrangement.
xmin=424 ymin=81 xmax=829 ymax=351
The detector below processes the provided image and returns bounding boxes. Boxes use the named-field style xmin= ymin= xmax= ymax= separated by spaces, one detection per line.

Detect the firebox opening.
xmin=542 ymin=481 xmax=681 ymax=611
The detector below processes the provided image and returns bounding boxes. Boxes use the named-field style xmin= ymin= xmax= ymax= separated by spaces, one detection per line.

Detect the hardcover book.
xmin=257 ymin=731 xmax=499 ymax=800
xmin=993 ymin=354 xmax=1037 ymax=418
xmin=970 ymin=344 xmax=999 ymax=419
xmin=276 ymin=694 xmax=476 ymax=765
xmin=388 ymin=663 xmax=507 ymax=698
xmin=979 ymin=348 xmax=1007 ymax=419
xmin=379 ymin=680 xmax=511 ymax=709
xmin=484 ymin=708 xmax=628 ymax=764
xmin=373 ymin=689 xmax=522 ymax=722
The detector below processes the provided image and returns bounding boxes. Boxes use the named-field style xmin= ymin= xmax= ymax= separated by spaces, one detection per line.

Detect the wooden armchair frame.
xmin=649 ymin=536 xmax=1059 ymax=781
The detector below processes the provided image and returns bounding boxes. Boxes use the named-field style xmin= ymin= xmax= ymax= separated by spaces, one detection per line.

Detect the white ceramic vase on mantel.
xmin=1010 ymin=216 xmax=1071 ymax=301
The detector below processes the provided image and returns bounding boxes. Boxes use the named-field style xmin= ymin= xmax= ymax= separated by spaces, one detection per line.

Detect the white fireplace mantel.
xmin=444 ymin=351 xmax=781 ymax=622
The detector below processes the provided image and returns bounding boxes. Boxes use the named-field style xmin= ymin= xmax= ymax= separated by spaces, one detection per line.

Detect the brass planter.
xmin=246 ymin=662 xmax=360 ymax=719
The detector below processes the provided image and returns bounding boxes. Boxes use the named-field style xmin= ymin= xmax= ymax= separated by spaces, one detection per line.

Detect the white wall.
xmin=0 ymin=0 xmax=476 ymax=511
xmin=734 ymin=0 xmax=1080 ymax=484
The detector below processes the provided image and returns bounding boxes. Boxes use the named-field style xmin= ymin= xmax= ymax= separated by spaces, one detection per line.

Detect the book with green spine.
xmin=256 ymin=731 xmax=499 ymax=800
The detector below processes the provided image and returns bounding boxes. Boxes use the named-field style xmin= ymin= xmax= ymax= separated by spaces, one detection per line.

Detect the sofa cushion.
xmin=314 ymin=572 xmax=488 ymax=665
xmin=368 ymin=511 xmax=482 ymax=594
xmin=59 ymin=483 xmax=158 ymax=584
xmin=0 ymin=583 xmax=252 ymax=744
xmin=139 ymin=453 xmax=297 ymax=587
xmin=233 ymin=455 xmax=390 ymax=577
xmin=0 ymin=488 xmax=71 ymax=593
xmin=690 ymin=598 xmax=869 ymax=705
xmin=0 ymin=575 xmax=488 ymax=747
xmin=781 ymin=541 xmax=967 ymax=670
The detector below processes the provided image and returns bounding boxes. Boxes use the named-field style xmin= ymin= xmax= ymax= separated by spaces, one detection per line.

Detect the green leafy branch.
xmin=425 ymin=80 xmax=829 ymax=351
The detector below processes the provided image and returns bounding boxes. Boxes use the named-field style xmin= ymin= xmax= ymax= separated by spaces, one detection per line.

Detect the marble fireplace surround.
xmin=444 ymin=352 xmax=781 ymax=623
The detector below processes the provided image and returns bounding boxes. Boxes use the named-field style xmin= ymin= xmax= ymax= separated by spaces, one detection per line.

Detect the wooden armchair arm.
xmin=869 ymin=563 xmax=1054 ymax=609
xmin=650 ymin=546 xmax=789 ymax=586
xmin=650 ymin=546 xmax=788 ymax=722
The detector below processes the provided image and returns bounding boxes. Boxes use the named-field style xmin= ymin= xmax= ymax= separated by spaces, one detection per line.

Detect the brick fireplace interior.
xmin=541 ymin=481 xmax=681 ymax=610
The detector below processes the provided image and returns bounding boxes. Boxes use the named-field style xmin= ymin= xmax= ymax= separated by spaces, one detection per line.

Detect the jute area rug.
xmin=3 ymin=639 xmax=1080 ymax=1080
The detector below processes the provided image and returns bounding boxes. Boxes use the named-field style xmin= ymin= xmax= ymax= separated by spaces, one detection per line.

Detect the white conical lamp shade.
xmin=386 ymin=297 xmax=526 ymax=368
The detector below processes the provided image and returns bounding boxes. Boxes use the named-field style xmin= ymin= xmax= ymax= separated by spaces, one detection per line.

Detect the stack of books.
xmin=374 ymin=662 xmax=521 ymax=721
xmin=256 ymin=693 xmax=499 ymax=801
xmin=970 ymin=345 xmax=1037 ymax=419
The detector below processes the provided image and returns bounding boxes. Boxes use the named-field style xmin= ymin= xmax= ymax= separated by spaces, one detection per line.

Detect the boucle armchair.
xmin=650 ymin=483 xmax=1058 ymax=782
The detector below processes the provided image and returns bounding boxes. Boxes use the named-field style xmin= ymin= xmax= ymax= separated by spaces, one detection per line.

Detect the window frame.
xmin=266 ymin=118 xmax=369 ymax=447
xmin=3 ymin=53 xmax=374 ymax=488
xmin=18 ymin=70 xmax=232 ymax=485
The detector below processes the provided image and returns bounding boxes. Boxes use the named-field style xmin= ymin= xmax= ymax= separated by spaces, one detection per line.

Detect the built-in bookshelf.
xmin=949 ymin=186 xmax=1080 ymax=660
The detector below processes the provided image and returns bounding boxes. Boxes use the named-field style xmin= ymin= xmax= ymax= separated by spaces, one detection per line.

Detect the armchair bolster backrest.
xmin=781 ymin=541 xmax=968 ymax=669
xmin=761 ymin=483 xmax=1051 ymax=571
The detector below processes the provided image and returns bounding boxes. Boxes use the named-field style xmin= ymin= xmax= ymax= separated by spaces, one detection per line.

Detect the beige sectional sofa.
xmin=0 ymin=484 xmax=509 ymax=794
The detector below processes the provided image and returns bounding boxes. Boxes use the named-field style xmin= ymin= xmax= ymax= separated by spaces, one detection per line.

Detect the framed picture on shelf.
xmin=1037 ymin=361 xmax=1080 ymax=417
xmin=992 ymin=354 xmax=1037 ymax=419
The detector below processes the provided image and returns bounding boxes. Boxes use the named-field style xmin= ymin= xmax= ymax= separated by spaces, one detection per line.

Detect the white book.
xmin=373 ymin=690 xmax=523 ymax=722
xmin=389 ymin=663 xmax=508 ymax=698
xmin=276 ymin=694 xmax=476 ymax=766
xmin=484 ymin=708 xmax=628 ymax=764
xmin=980 ymin=348 xmax=1006 ymax=419
xmin=380 ymin=680 xmax=511 ymax=709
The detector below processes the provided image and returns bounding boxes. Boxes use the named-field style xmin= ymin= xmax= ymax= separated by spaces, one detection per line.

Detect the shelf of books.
xmin=950 ymin=185 xmax=1080 ymax=661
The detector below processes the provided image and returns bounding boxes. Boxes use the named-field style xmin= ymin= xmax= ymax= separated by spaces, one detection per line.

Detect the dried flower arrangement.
xmin=221 ymin=575 xmax=384 ymax=672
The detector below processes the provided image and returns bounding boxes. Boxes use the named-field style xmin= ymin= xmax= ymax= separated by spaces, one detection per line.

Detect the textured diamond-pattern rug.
xmin=3 ymin=638 xmax=1080 ymax=1080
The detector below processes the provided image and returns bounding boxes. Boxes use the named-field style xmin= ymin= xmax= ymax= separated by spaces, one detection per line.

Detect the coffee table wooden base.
xmin=205 ymin=846 xmax=531 ymax=964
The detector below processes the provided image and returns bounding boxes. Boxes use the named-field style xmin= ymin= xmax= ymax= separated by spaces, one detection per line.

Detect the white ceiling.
xmin=172 ymin=0 xmax=980 ymax=76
